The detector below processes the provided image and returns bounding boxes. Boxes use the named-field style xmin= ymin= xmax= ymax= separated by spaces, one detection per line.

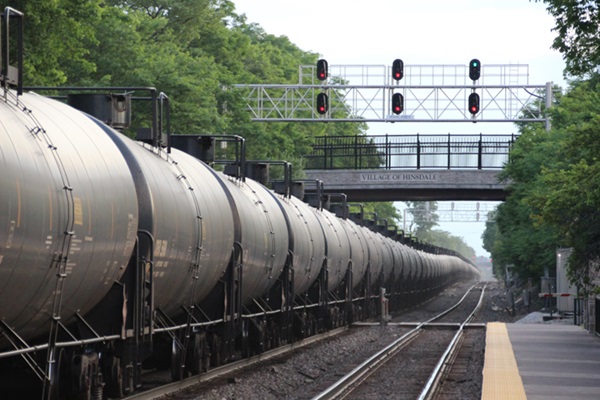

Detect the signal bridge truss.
xmin=232 ymin=64 xmax=553 ymax=124
xmin=405 ymin=202 xmax=493 ymax=225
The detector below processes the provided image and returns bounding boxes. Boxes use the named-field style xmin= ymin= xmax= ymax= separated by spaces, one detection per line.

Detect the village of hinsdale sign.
xmin=359 ymin=172 xmax=439 ymax=182
xmin=304 ymin=169 xmax=507 ymax=201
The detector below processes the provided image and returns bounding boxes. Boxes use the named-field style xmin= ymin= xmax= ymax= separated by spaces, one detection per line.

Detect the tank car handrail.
xmin=0 ymin=335 xmax=122 ymax=359
xmin=205 ymin=134 xmax=247 ymax=181
xmin=1 ymin=7 xmax=24 ymax=96
xmin=151 ymin=319 xmax=225 ymax=334
xmin=24 ymin=86 xmax=163 ymax=147
xmin=24 ymin=85 xmax=157 ymax=91
xmin=293 ymin=302 xmax=319 ymax=310
xmin=242 ymin=310 xmax=281 ymax=318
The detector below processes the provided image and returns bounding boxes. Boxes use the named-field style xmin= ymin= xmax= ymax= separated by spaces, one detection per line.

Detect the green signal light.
xmin=469 ymin=58 xmax=481 ymax=81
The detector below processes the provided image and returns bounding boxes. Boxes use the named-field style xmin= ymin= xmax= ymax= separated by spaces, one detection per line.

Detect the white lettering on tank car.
xmin=156 ymin=239 xmax=168 ymax=258
xmin=6 ymin=220 xmax=15 ymax=249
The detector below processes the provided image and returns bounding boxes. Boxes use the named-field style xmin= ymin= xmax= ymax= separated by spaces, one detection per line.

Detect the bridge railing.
xmin=305 ymin=134 xmax=518 ymax=170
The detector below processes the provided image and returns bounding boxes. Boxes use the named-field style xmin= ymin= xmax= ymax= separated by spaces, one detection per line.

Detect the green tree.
xmin=425 ymin=230 xmax=475 ymax=260
xmin=535 ymin=0 xmax=600 ymax=77
xmin=0 ymin=0 xmax=102 ymax=86
xmin=485 ymin=77 xmax=600 ymax=284
xmin=5 ymin=1 xmax=402 ymax=251
xmin=525 ymin=79 xmax=600 ymax=285
xmin=489 ymin=116 xmax=564 ymax=280
xmin=405 ymin=201 xmax=439 ymax=236
xmin=481 ymin=210 xmax=497 ymax=255
xmin=481 ymin=210 xmax=503 ymax=276
xmin=359 ymin=202 xmax=401 ymax=227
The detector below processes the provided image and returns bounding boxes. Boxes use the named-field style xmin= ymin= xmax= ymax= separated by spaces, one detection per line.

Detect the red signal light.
xmin=316 ymin=59 xmax=328 ymax=81
xmin=392 ymin=59 xmax=404 ymax=82
xmin=316 ymin=92 xmax=328 ymax=115
xmin=468 ymin=92 xmax=480 ymax=115
xmin=392 ymin=93 xmax=404 ymax=115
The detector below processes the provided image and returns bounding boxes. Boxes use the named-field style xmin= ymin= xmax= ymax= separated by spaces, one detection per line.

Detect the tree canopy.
xmin=0 ymin=0 xmax=361 ymax=163
xmin=404 ymin=201 xmax=475 ymax=259
xmin=535 ymin=0 xmax=600 ymax=77
xmin=485 ymin=79 xmax=600 ymax=286
xmin=1 ymin=1 xmax=489 ymax=257
xmin=483 ymin=1 xmax=600 ymax=288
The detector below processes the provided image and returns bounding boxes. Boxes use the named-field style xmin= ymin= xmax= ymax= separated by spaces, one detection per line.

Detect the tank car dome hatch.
xmin=245 ymin=162 xmax=270 ymax=186
xmin=170 ymin=134 xmax=216 ymax=164
xmin=0 ymin=91 xmax=139 ymax=343
xmin=67 ymin=93 xmax=132 ymax=130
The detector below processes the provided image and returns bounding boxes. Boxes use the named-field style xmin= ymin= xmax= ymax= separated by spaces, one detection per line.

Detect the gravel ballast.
xmin=160 ymin=279 xmax=551 ymax=400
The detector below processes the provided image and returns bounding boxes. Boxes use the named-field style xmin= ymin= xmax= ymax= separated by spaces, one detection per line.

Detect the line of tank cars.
xmin=0 ymin=18 xmax=478 ymax=400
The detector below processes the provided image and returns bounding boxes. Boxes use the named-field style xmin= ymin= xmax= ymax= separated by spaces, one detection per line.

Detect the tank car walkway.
xmin=481 ymin=322 xmax=600 ymax=399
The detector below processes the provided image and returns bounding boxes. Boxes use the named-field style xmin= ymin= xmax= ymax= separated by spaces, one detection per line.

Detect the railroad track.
xmin=123 ymin=327 xmax=349 ymax=400
xmin=310 ymin=283 xmax=487 ymax=400
xmin=121 ymin=282 xmax=485 ymax=400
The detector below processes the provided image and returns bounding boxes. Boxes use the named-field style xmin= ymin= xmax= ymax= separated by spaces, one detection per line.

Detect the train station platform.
xmin=482 ymin=321 xmax=600 ymax=399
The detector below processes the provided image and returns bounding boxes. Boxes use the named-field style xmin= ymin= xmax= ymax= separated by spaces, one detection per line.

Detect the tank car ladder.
xmin=172 ymin=159 xmax=205 ymax=380
xmin=5 ymin=70 xmax=78 ymax=398
xmin=0 ymin=11 xmax=43 ymax=377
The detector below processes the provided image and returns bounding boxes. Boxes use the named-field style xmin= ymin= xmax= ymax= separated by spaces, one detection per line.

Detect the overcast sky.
xmin=232 ymin=0 xmax=567 ymax=257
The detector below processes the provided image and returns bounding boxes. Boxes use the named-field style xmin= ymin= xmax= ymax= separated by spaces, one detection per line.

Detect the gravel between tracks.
xmin=160 ymin=279 xmax=537 ymax=400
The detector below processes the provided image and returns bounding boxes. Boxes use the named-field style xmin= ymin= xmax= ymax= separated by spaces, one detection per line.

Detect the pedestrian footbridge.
xmin=304 ymin=169 xmax=506 ymax=201
xmin=303 ymin=134 xmax=512 ymax=201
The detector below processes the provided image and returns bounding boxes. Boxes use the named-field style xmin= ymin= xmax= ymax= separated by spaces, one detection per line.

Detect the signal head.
xmin=316 ymin=59 xmax=328 ymax=81
xmin=469 ymin=59 xmax=481 ymax=81
xmin=392 ymin=59 xmax=404 ymax=81
xmin=468 ymin=92 xmax=480 ymax=115
xmin=316 ymin=92 xmax=328 ymax=115
xmin=392 ymin=92 xmax=404 ymax=115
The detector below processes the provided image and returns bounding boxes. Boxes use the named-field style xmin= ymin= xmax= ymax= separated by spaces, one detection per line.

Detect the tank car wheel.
xmin=255 ymin=320 xmax=267 ymax=354
xmin=263 ymin=320 xmax=273 ymax=351
xmin=200 ymin=335 xmax=210 ymax=373
xmin=269 ymin=320 xmax=281 ymax=349
xmin=187 ymin=333 xmax=208 ymax=375
xmin=241 ymin=321 xmax=251 ymax=358
xmin=48 ymin=348 xmax=69 ymax=400
xmin=293 ymin=313 xmax=306 ymax=339
xmin=102 ymin=353 xmax=124 ymax=398
xmin=67 ymin=351 xmax=103 ymax=400
xmin=209 ymin=335 xmax=222 ymax=367
xmin=170 ymin=339 xmax=188 ymax=381
xmin=306 ymin=315 xmax=314 ymax=337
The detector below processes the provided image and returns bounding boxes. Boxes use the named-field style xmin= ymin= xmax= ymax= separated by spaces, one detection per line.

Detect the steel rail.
xmin=417 ymin=283 xmax=487 ymax=400
xmin=310 ymin=283 xmax=481 ymax=400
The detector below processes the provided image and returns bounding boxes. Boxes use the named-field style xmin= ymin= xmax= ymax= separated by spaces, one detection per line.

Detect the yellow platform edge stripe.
xmin=481 ymin=322 xmax=527 ymax=400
